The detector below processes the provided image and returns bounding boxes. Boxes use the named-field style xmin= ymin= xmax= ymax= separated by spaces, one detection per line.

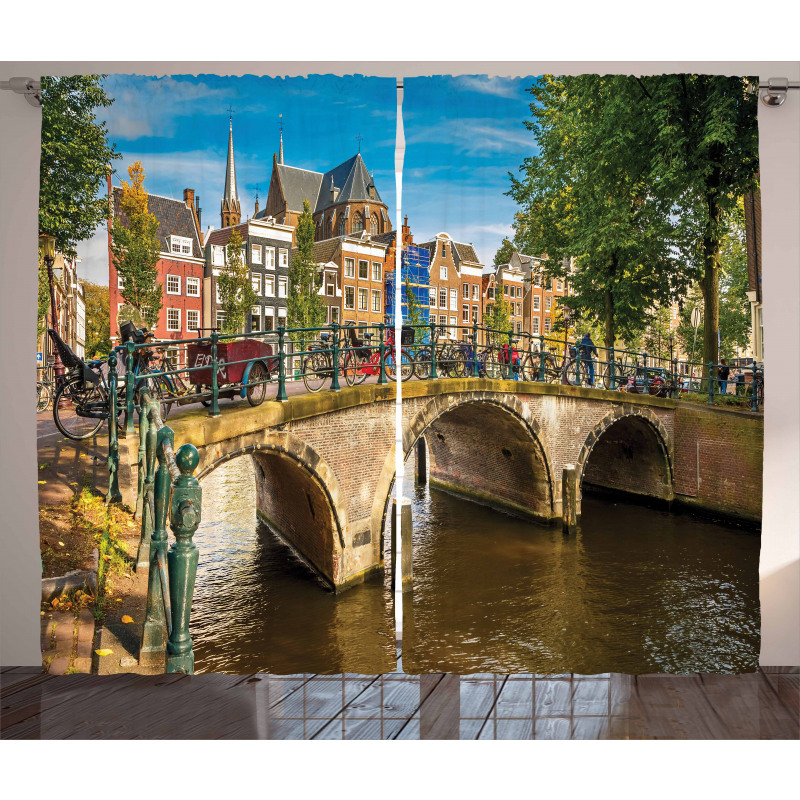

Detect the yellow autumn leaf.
xmin=121 ymin=615 xmax=134 ymax=624
xmin=116 ymin=598 xmax=122 ymax=602
xmin=95 ymin=649 xmax=113 ymax=656
xmin=38 ymin=480 xmax=46 ymax=484
xmin=58 ymin=541 xmax=64 ymax=546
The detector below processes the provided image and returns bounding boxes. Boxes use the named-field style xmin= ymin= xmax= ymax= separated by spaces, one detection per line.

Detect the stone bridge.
xmin=124 ymin=379 xmax=763 ymax=592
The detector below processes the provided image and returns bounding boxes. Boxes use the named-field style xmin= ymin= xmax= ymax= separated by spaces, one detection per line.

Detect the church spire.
xmin=221 ymin=113 xmax=241 ymax=227
xmin=278 ymin=114 xmax=284 ymax=165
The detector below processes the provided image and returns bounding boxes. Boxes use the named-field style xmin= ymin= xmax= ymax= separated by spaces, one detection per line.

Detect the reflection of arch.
xmin=370 ymin=392 xmax=556 ymax=543
xmin=196 ymin=431 xmax=348 ymax=586
xmin=576 ymin=405 xmax=673 ymax=505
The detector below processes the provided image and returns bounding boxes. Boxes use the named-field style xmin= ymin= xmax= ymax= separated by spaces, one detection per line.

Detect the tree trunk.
xmin=604 ymin=256 xmax=617 ymax=353
xmin=700 ymin=195 xmax=721 ymax=390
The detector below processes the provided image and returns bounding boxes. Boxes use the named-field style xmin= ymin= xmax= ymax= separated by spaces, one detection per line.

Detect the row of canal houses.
xmin=107 ymin=121 xmax=568 ymax=364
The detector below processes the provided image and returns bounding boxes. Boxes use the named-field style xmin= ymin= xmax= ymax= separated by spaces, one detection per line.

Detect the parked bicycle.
xmin=36 ymin=363 xmax=56 ymax=412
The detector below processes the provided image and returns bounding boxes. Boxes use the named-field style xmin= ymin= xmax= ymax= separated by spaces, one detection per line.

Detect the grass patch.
xmin=679 ymin=391 xmax=756 ymax=410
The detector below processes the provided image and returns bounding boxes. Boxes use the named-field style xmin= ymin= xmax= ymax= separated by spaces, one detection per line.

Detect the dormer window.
xmin=170 ymin=235 xmax=192 ymax=255
xmin=442 ymin=244 xmax=447 ymax=258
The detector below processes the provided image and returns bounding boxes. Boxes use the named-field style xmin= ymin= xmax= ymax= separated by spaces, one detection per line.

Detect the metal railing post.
xmin=106 ymin=352 xmax=122 ymax=504
xmin=330 ymin=322 xmax=341 ymax=392
xmin=708 ymin=361 xmax=715 ymax=405
xmin=538 ymin=334 xmax=545 ymax=381
xmin=276 ymin=326 xmax=288 ymax=402
xmin=378 ymin=322 xmax=387 ymax=385
xmin=576 ymin=344 xmax=582 ymax=387
xmin=472 ymin=321 xmax=480 ymax=377
xmin=140 ymin=424 xmax=174 ymax=667
xmin=137 ymin=400 xmax=158 ymax=571
xmin=507 ymin=329 xmax=514 ymax=380
xmin=429 ymin=322 xmax=438 ymax=379
xmin=135 ymin=390 xmax=148 ymax=522
xmin=609 ymin=345 xmax=616 ymax=391
xmin=166 ymin=443 xmax=202 ymax=674
xmin=125 ymin=341 xmax=135 ymax=436
xmin=209 ymin=331 xmax=221 ymax=416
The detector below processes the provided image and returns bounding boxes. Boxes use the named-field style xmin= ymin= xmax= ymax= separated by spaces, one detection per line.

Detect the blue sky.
xmin=77 ymin=73 xmax=541 ymax=283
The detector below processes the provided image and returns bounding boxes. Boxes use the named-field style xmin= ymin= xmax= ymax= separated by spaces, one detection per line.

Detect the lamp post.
xmin=40 ymin=233 xmax=65 ymax=385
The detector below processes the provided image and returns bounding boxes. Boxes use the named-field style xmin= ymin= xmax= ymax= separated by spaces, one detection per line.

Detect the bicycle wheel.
xmin=141 ymin=373 xmax=172 ymax=421
xmin=481 ymin=348 xmax=502 ymax=379
xmin=36 ymin=381 xmax=52 ymax=412
xmin=563 ymin=358 xmax=591 ymax=387
xmin=342 ymin=350 xmax=367 ymax=386
xmin=601 ymin=363 xmax=627 ymax=390
xmin=53 ymin=377 xmax=106 ymax=440
xmin=386 ymin=349 xmax=414 ymax=381
xmin=543 ymin=354 xmax=561 ymax=383
xmin=246 ymin=361 xmax=270 ymax=407
xmin=414 ymin=347 xmax=431 ymax=380
xmin=302 ymin=350 xmax=328 ymax=392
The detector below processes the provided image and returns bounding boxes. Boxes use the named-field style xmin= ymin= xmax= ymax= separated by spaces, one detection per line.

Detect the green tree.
xmin=110 ymin=162 xmax=162 ymax=329
xmin=493 ymin=237 xmax=515 ymax=267
xmin=81 ymin=280 xmax=111 ymax=358
xmin=287 ymin=200 xmax=326 ymax=341
xmin=643 ymin=303 xmax=673 ymax=362
xmin=509 ymin=74 xmax=695 ymax=352
xmin=216 ymin=227 xmax=257 ymax=334
xmin=39 ymin=75 xmax=120 ymax=257
xmin=483 ymin=276 xmax=511 ymax=343
xmin=642 ymin=74 xmax=759 ymax=373
xmin=37 ymin=257 xmax=51 ymax=340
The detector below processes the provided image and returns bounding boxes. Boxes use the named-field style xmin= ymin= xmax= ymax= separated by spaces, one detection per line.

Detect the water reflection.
xmin=190 ymin=457 xmax=395 ymax=674
xmin=403 ymin=485 xmax=760 ymax=675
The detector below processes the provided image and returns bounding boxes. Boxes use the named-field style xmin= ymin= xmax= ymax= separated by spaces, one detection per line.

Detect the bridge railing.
xmin=131 ymin=386 xmax=202 ymax=674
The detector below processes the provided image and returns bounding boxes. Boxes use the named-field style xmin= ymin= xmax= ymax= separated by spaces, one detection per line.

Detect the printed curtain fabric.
xmin=37 ymin=72 xmax=761 ymax=677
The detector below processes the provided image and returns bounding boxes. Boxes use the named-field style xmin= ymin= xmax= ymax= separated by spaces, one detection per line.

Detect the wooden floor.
xmin=2 ymin=667 xmax=797 ymax=739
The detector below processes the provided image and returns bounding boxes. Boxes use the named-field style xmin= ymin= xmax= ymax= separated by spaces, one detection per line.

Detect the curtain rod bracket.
xmin=0 ymin=77 xmax=41 ymax=107
xmin=759 ymin=78 xmax=800 ymax=107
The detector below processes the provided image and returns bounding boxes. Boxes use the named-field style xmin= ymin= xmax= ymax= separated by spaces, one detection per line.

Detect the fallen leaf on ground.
xmin=38 ymin=480 xmax=46 ymax=485
xmin=121 ymin=615 xmax=134 ymax=624
xmin=116 ymin=598 xmax=122 ymax=602
xmin=58 ymin=541 xmax=64 ymax=546
xmin=95 ymin=649 xmax=113 ymax=656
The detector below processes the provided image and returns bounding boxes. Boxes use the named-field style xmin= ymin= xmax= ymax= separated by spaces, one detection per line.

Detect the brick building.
xmin=107 ymin=178 xmax=205 ymax=356
xmin=417 ymin=233 xmax=484 ymax=339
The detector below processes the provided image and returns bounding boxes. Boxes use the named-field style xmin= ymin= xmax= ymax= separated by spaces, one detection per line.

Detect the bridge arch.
xmin=576 ymin=405 xmax=674 ymax=509
xmin=370 ymin=392 xmax=556 ymax=544
xmin=196 ymin=431 xmax=347 ymax=588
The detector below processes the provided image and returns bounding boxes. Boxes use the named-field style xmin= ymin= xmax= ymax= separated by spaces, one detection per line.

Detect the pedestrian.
xmin=718 ymin=358 xmax=730 ymax=395
xmin=579 ymin=332 xmax=598 ymax=386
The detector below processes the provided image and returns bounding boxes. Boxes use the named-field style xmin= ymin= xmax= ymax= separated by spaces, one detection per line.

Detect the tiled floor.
xmin=1 ymin=668 xmax=797 ymax=740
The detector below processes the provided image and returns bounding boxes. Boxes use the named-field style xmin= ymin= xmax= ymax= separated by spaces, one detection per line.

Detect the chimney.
xmin=196 ymin=197 xmax=201 ymax=229
xmin=402 ymin=215 xmax=412 ymax=246
xmin=184 ymin=187 xmax=195 ymax=209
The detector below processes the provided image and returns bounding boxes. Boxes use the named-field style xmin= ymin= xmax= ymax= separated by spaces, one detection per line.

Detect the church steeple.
xmin=278 ymin=114 xmax=284 ymax=165
xmin=220 ymin=115 xmax=241 ymax=228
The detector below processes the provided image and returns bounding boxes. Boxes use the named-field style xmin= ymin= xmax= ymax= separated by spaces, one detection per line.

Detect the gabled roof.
xmin=266 ymin=164 xmax=324 ymax=216
xmin=295 ymin=238 xmax=341 ymax=265
xmin=112 ymin=187 xmax=202 ymax=259
xmin=416 ymin=236 xmax=483 ymax=268
xmin=204 ymin=222 xmax=250 ymax=247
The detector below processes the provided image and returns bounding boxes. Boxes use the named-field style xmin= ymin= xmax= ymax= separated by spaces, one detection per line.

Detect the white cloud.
xmin=453 ymin=76 xmax=521 ymax=98
xmin=77 ymin=226 xmax=110 ymax=286
xmin=405 ymin=117 xmax=532 ymax=157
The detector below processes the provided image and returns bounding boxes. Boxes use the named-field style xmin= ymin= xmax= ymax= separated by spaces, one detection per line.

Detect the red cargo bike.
xmin=187 ymin=337 xmax=278 ymax=407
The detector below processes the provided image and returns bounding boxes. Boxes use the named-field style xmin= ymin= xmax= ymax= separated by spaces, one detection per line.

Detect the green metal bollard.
xmin=708 ymin=361 xmax=715 ymax=405
xmin=106 ymin=352 xmax=122 ymax=504
xmin=609 ymin=345 xmax=616 ymax=391
xmin=136 ymin=400 xmax=158 ymax=571
xmin=538 ymin=334 xmax=546 ymax=381
xmin=429 ymin=322 xmax=438 ymax=379
xmin=166 ymin=444 xmax=202 ymax=674
xmin=139 ymin=424 xmax=174 ymax=667
xmin=472 ymin=321 xmax=480 ymax=377
xmin=378 ymin=322 xmax=387 ymax=385
xmin=135 ymin=390 xmax=148 ymax=522
xmin=330 ymin=322 xmax=341 ymax=392
xmin=276 ymin=326 xmax=288 ymax=402
xmin=209 ymin=331 xmax=221 ymax=417
xmin=125 ymin=341 xmax=136 ymax=437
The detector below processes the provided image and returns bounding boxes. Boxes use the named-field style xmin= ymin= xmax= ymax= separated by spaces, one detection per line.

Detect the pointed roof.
xmin=316 ymin=153 xmax=381 ymax=214
xmin=223 ymin=119 xmax=239 ymax=208
xmin=278 ymin=116 xmax=284 ymax=165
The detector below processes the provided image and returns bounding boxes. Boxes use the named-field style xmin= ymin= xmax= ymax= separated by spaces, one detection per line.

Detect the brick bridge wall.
xmin=153 ymin=379 xmax=762 ymax=591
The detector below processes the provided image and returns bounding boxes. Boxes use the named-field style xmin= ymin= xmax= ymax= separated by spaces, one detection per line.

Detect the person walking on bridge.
xmin=579 ymin=332 xmax=598 ymax=387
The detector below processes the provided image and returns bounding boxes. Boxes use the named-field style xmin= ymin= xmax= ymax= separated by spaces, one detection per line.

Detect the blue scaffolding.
xmin=385 ymin=244 xmax=430 ymax=327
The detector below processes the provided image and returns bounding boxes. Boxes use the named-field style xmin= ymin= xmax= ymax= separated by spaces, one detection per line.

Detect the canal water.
xmin=190 ymin=457 xmax=760 ymax=675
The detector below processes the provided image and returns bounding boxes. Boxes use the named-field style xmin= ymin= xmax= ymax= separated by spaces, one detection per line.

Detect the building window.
xmin=251 ymin=272 xmax=261 ymax=295
xmin=440 ymin=265 xmax=448 ymax=280
xmin=429 ymin=288 xmax=437 ymax=308
xmin=345 ymin=258 xmax=355 ymax=278
xmin=212 ymin=245 xmax=224 ymax=266
xmin=278 ymin=277 xmax=288 ymax=298
xmin=264 ymin=247 xmax=275 ymax=269
xmin=545 ymin=296 xmax=552 ymax=311
xmin=439 ymin=315 xmax=447 ymax=331
xmin=517 ymin=302 xmax=522 ymax=316
xmin=166 ymin=274 xmax=181 ymax=295
xmin=345 ymin=286 xmax=355 ymax=309
xmin=167 ymin=308 xmax=180 ymax=331
xmin=338 ymin=216 xmax=346 ymax=236
xmin=449 ymin=317 xmax=457 ymax=338
xmin=472 ymin=284 xmax=479 ymax=301
xmin=371 ymin=289 xmax=381 ymax=312
xmin=556 ymin=278 xmax=563 ymax=292
xmin=449 ymin=289 xmax=456 ymax=310
xmin=251 ymin=306 xmax=261 ymax=332
xmin=187 ymin=309 xmax=199 ymax=332
xmin=462 ymin=304 xmax=469 ymax=322
xmin=279 ymin=249 xmax=288 ymax=268
xmin=516 ymin=286 xmax=522 ymax=298
xmin=117 ymin=274 xmax=123 ymax=290
xmin=186 ymin=277 xmax=200 ymax=297
xmin=252 ymin=245 xmax=262 ymax=264
xmin=264 ymin=275 xmax=275 ymax=297
xmin=264 ymin=309 xmax=274 ymax=332
xmin=472 ymin=307 xmax=478 ymax=323
xmin=503 ymin=285 xmax=509 ymax=295
xmin=544 ymin=317 xmax=552 ymax=334
xmin=372 ymin=262 xmax=382 ymax=282
xmin=534 ymin=273 xmax=542 ymax=287
xmin=442 ymin=244 xmax=447 ymax=258
xmin=516 ymin=321 xmax=522 ymax=333
xmin=439 ymin=288 xmax=447 ymax=308
xmin=370 ymin=214 xmax=378 ymax=235
xmin=330 ymin=306 xmax=340 ymax=324
xmin=532 ymin=317 xmax=540 ymax=334
xmin=359 ymin=260 xmax=369 ymax=279
xmin=358 ymin=288 xmax=368 ymax=311
xmin=533 ymin=295 xmax=540 ymax=311
xmin=462 ymin=284 xmax=469 ymax=299
xmin=326 ymin=281 xmax=335 ymax=296
xmin=487 ymin=287 xmax=494 ymax=300
xmin=352 ymin=212 xmax=364 ymax=233
xmin=216 ymin=310 xmax=227 ymax=329
xmin=170 ymin=235 xmax=192 ymax=255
